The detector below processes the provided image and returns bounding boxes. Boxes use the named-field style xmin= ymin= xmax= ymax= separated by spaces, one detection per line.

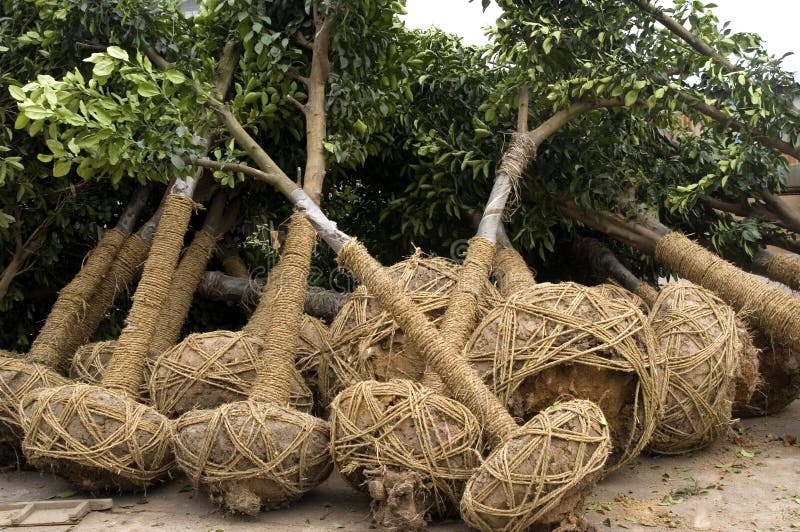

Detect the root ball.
xmin=21 ymin=383 xmax=174 ymax=491
xmin=465 ymin=282 xmax=665 ymax=469
xmin=149 ymin=330 xmax=312 ymax=418
xmin=330 ymin=379 xmax=481 ymax=524
xmin=70 ymin=341 xmax=154 ymax=400
xmin=461 ymin=399 xmax=611 ymax=532
xmin=172 ymin=400 xmax=331 ymax=514
xmin=318 ymin=252 xmax=498 ymax=407
xmin=647 ymin=282 xmax=738 ymax=454
xmin=0 ymin=357 xmax=68 ymax=464
xmin=734 ymin=332 xmax=800 ymax=417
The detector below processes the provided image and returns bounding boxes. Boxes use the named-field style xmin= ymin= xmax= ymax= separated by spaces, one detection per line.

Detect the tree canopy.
xmin=2 ymin=0 xmax=799 ymax=349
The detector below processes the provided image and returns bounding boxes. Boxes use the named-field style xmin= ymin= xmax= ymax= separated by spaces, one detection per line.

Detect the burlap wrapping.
xmin=330 ymin=380 xmax=481 ymax=519
xmin=149 ymin=330 xmax=313 ymax=418
xmin=317 ymin=249 xmax=499 ymax=408
xmin=461 ymin=399 xmax=611 ymax=532
xmin=172 ymin=401 xmax=331 ymax=515
xmin=151 ymin=230 xmax=219 ymax=353
xmin=28 ymin=228 xmax=127 ymax=372
xmin=464 ymin=282 xmax=666 ymax=469
xmin=655 ymin=232 xmax=800 ymax=352
xmin=733 ymin=332 xmax=800 ymax=417
xmin=646 ymin=282 xmax=738 ymax=455
xmin=21 ymin=383 xmax=173 ymax=490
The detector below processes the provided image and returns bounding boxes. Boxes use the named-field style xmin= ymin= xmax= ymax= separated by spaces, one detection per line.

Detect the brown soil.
xmin=734 ymin=332 xmax=800 ymax=417
xmin=172 ymin=401 xmax=331 ymax=515
xmin=461 ymin=400 xmax=610 ymax=531
xmin=21 ymin=383 xmax=173 ymax=491
xmin=732 ymin=319 xmax=760 ymax=407
xmin=366 ymin=467 xmax=428 ymax=531
xmin=149 ymin=331 xmax=312 ymax=418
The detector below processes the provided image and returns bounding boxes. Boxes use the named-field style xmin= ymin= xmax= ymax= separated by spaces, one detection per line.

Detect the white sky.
xmin=402 ymin=0 xmax=800 ymax=75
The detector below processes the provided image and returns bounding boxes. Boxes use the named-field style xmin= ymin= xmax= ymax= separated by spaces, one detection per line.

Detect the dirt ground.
xmin=0 ymin=400 xmax=797 ymax=532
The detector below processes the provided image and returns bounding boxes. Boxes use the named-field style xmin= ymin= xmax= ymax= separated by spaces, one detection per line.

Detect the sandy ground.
xmin=0 ymin=400 xmax=797 ymax=532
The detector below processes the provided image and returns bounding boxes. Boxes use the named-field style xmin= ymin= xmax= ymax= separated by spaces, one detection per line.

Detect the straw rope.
xmin=69 ymin=234 xmax=151 ymax=355
xmin=330 ymin=379 xmax=482 ymax=514
xmin=69 ymin=341 xmax=156 ymax=401
xmin=493 ymin=247 xmax=536 ymax=297
xmin=241 ymin=267 xmax=280 ymax=337
xmin=21 ymin=383 xmax=173 ymax=490
xmin=464 ymin=282 xmax=666 ymax=469
xmin=655 ymin=232 xmax=800 ymax=352
xmin=632 ymin=282 xmax=659 ymax=308
xmin=149 ymin=330 xmax=313 ymax=418
xmin=0 ymin=358 xmax=68 ymax=447
xmin=28 ymin=228 xmax=127 ymax=372
xmin=338 ymin=239 xmax=519 ymax=444
xmin=460 ymin=399 xmax=611 ymax=532
xmin=590 ymin=283 xmax=647 ymax=313
xmin=249 ymin=214 xmax=317 ymax=404
xmin=102 ymin=195 xmax=195 ymax=398
xmin=497 ymin=133 xmax=537 ymax=187
xmin=152 ymin=230 xmax=219 ymax=353
xmin=646 ymin=282 xmax=738 ymax=454
xmin=318 ymin=251 xmax=460 ymax=406
xmin=764 ymin=252 xmax=800 ymax=291
xmin=172 ymin=401 xmax=331 ymax=514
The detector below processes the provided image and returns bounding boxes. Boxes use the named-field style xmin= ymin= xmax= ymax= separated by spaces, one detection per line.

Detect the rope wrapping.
xmin=632 ymin=282 xmax=659 ymax=308
xmin=655 ymin=232 xmax=800 ymax=352
xmin=152 ymin=230 xmax=219 ymax=353
xmin=764 ymin=252 xmax=800 ymax=291
xmin=21 ymin=383 xmax=173 ymax=490
xmin=172 ymin=401 xmax=331 ymax=515
xmin=28 ymin=228 xmax=127 ymax=372
xmin=461 ymin=399 xmax=611 ymax=532
xmin=338 ymin=239 xmax=519 ymax=444
xmin=590 ymin=283 xmax=648 ymax=313
xmin=102 ymin=194 xmax=196 ymax=398
xmin=464 ymin=282 xmax=666 ymax=469
xmin=646 ymin=282 xmax=738 ymax=455
xmin=149 ymin=330 xmax=313 ymax=418
xmin=70 ymin=234 xmax=150 ymax=353
xmin=69 ymin=341 xmax=155 ymax=401
xmin=330 ymin=379 xmax=481 ymax=519
xmin=493 ymin=247 xmax=536 ymax=297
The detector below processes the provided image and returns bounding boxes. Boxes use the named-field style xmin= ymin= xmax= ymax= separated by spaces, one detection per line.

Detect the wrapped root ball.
xmin=70 ymin=341 xmax=155 ymax=400
xmin=647 ymin=282 xmax=738 ymax=455
xmin=318 ymin=252 xmax=498 ymax=407
xmin=589 ymin=283 xmax=648 ymax=313
xmin=293 ymin=316 xmax=332 ymax=406
xmin=465 ymin=282 xmax=665 ymax=470
xmin=172 ymin=400 xmax=331 ymax=515
xmin=734 ymin=332 xmax=800 ymax=417
xmin=330 ymin=380 xmax=481 ymax=526
xmin=461 ymin=399 xmax=611 ymax=532
xmin=21 ymin=383 xmax=174 ymax=491
xmin=0 ymin=357 xmax=68 ymax=465
xmin=149 ymin=330 xmax=313 ymax=418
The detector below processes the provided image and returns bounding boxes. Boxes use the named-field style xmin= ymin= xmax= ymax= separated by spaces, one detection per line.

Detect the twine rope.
xmin=338 ymin=239 xmax=519 ymax=444
xmin=655 ymin=232 xmax=800 ymax=352
xmin=102 ymin=194 xmax=196 ymax=398
xmin=152 ymin=230 xmax=220 ymax=353
xmin=249 ymin=214 xmax=317 ymax=405
xmin=493 ymin=247 xmax=536 ymax=297
xmin=28 ymin=228 xmax=127 ymax=371
xmin=0 ymin=359 xmax=68 ymax=443
xmin=764 ymin=252 xmax=800 ymax=291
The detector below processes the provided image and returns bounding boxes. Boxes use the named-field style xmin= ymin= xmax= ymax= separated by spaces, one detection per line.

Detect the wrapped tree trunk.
xmin=752 ymin=248 xmax=800 ymax=292
xmin=0 ymin=187 xmax=149 ymax=465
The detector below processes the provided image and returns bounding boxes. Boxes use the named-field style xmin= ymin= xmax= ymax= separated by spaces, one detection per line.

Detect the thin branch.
xmin=294 ymin=31 xmax=313 ymax=50
xmin=286 ymin=94 xmax=307 ymax=114
xmin=285 ymin=70 xmax=311 ymax=86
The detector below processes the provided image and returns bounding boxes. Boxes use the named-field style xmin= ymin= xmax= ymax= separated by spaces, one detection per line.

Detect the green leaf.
xmin=164 ymin=70 xmax=186 ymax=84
xmin=106 ymin=46 xmax=129 ymax=61
xmin=137 ymin=82 xmax=160 ymax=98
xmin=52 ymin=160 xmax=71 ymax=177
xmin=8 ymin=86 xmax=26 ymax=101
xmin=624 ymin=89 xmax=640 ymax=107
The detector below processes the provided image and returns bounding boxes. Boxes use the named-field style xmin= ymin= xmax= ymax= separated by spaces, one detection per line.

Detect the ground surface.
xmin=0 ymin=401 xmax=797 ymax=531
